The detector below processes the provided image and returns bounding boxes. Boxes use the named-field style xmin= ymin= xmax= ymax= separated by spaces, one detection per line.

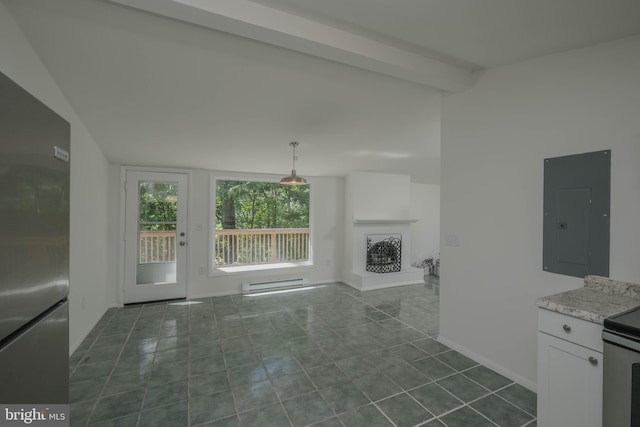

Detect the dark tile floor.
xmin=69 ymin=278 xmax=536 ymax=427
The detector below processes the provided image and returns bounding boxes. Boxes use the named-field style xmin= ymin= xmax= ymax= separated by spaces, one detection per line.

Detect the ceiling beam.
xmin=108 ymin=0 xmax=473 ymax=92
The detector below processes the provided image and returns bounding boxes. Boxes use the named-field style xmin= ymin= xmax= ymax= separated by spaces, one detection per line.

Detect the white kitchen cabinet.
xmin=537 ymin=308 xmax=603 ymax=427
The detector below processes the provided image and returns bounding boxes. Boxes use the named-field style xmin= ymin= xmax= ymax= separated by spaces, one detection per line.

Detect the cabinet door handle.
xmin=588 ymin=356 xmax=598 ymax=366
xmin=562 ymin=324 xmax=571 ymax=332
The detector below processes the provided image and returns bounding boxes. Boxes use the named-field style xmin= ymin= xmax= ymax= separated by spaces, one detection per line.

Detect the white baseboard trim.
xmin=189 ymin=289 xmax=241 ymax=299
xmin=70 ymin=329 xmax=89 ymax=356
xmin=306 ymin=279 xmax=342 ymax=287
xmin=342 ymin=280 xmax=358 ymax=290
xmin=437 ymin=335 xmax=537 ymax=393
xmin=342 ymin=278 xmax=424 ymax=292
xmin=359 ymin=279 xmax=425 ymax=291
xmin=69 ymin=303 xmax=118 ymax=356
xmin=189 ymin=279 xmax=344 ymax=300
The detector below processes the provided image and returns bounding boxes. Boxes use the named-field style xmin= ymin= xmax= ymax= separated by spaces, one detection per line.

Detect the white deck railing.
xmin=215 ymin=228 xmax=309 ymax=266
xmin=139 ymin=230 xmax=176 ymax=263
xmin=139 ymin=228 xmax=310 ymax=266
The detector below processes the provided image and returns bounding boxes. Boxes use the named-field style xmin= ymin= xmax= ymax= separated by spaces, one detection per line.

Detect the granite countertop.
xmin=537 ymin=276 xmax=640 ymax=324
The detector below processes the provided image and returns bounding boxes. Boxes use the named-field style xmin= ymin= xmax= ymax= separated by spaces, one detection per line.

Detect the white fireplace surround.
xmin=343 ymin=172 xmax=425 ymax=291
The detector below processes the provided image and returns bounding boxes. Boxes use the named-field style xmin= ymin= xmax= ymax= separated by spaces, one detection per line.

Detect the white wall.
xmin=1 ymin=1 xmax=113 ymax=354
xmin=410 ymin=183 xmax=440 ymax=266
xmin=440 ymin=35 xmax=640 ymax=389
xmin=177 ymin=170 xmax=344 ymax=298
xmin=113 ymin=168 xmax=437 ymax=299
xmin=350 ymin=172 xmax=412 ymax=220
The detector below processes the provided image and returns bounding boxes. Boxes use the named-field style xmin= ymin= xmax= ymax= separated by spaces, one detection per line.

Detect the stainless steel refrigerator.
xmin=0 ymin=71 xmax=70 ymax=403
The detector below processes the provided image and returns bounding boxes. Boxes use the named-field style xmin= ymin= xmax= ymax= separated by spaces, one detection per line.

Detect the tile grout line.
xmin=82 ymin=305 xmax=147 ymax=427
xmin=254 ymin=340 xmax=295 ymax=426
xmin=342 ymin=284 xmax=527 ymax=427
xmin=187 ymin=300 xmax=196 ymax=427
xmin=430 ymin=382 xmax=535 ymax=427
xmin=238 ymin=294 xmax=369 ymax=426
xmin=70 ymin=282 xmax=536 ymax=427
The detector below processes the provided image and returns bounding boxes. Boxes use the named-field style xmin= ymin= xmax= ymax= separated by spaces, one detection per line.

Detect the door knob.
xmin=179 ymin=241 xmax=186 ymax=246
xmin=180 ymin=232 xmax=186 ymax=237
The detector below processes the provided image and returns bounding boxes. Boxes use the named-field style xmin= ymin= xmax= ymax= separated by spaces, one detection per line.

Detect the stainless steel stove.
xmin=603 ymin=306 xmax=640 ymax=427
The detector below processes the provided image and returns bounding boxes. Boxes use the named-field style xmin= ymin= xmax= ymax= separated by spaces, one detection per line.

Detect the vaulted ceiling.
xmin=5 ymin=0 xmax=640 ymax=183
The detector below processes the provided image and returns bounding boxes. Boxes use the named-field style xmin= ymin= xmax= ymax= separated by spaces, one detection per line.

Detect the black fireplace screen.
xmin=366 ymin=235 xmax=401 ymax=273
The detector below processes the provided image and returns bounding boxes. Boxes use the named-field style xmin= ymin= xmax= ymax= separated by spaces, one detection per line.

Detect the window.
xmin=138 ymin=181 xmax=178 ymax=265
xmin=213 ymin=179 xmax=310 ymax=269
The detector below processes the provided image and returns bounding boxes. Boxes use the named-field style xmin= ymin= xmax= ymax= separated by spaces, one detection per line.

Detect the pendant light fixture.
xmin=280 ymin=141 xmax=308 ymax=185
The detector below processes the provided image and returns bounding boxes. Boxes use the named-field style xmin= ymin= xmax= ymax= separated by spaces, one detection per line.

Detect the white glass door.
xmin=123 ymin=170 xmax=188 ymax=303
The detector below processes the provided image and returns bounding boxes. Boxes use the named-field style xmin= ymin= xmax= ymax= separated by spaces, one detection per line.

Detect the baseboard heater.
xmin=242 ymin=278 xmax=308 ymax=294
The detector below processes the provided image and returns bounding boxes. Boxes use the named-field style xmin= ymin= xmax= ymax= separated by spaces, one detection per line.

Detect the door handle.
xmin=179 ymin=241 xmax=186 ymax=246
xmin=588 ymin=356 xmax=598 ymax=366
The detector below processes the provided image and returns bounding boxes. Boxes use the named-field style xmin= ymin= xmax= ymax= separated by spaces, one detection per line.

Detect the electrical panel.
xmin=543 ymin=150 xmax=610 ymax=278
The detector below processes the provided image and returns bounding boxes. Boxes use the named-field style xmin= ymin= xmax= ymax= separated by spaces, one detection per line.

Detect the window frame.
xmin=208 ymin=172 xmax=314 ymax=276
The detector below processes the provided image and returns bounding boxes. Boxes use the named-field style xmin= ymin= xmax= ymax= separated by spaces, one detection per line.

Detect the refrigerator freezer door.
xmin=0 ymin=71 xmax=70 ymax=341
xmin=0 ymin=301 xmax=69 ymax=403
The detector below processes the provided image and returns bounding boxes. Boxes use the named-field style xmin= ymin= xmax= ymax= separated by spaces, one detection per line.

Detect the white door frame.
xmin=119 ymin=166 xmax=191 ymax=305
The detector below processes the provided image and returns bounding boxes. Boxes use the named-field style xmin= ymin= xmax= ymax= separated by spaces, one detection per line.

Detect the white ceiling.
xmin=4 ymin=0 xmax=640 ymax=184
xmin=247 ymin=0 xmax=640 ymax=69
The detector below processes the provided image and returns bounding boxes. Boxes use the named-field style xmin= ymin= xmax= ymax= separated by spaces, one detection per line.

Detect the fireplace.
xmin=344 ymin=171 xmax=424 ymax=290
xmin=366 ymin=234 xmax=402 ymax=273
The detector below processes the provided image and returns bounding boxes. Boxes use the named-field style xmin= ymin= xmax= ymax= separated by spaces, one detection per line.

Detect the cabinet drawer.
xmin=538 ymin=308 xmax=603 ymax=353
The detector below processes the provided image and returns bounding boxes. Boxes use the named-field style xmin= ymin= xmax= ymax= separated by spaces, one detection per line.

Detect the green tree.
xmin=214 ymin=180 xmax=310 ymax=266
xmin=139 ymin=182 xmax=177 ymax=231
xmin=215 ymin=180 xmax=309 ymax=229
